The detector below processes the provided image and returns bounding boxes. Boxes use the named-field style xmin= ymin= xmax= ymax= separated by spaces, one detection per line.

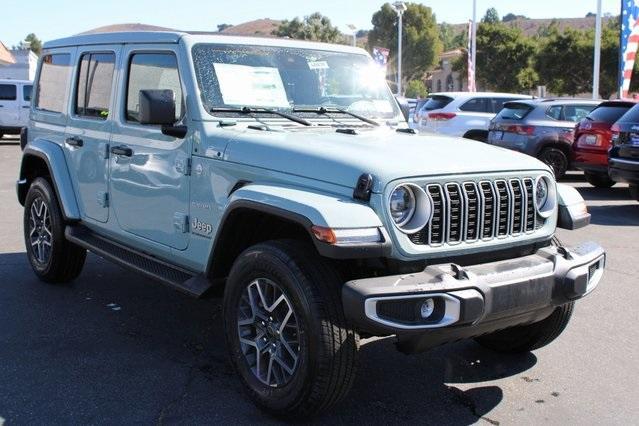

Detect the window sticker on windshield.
xmin=307 ymin=60 xmax=329 ymax=70
xmin=213 ymin=63 xmax=289 ymax=108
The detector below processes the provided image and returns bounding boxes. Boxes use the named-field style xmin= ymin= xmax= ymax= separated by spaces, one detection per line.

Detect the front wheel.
xmin=23 ymin=177 xmax=86 ymax=283
xmin=539 ymin=147 xmax=568 ymax=180
xmin=475 ymin=302 xmax=575 ymax=353
xmin=223 ymin=240 xmax=358 ymax=418
xmin=584 ymin=171 xmax=616 ymax=188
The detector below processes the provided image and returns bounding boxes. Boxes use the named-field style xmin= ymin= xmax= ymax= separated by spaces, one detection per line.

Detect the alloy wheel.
xmin=28 ymin=197 xmax=52 ymax=264
xmin=237 ymin=278 xmax=301 ymax=387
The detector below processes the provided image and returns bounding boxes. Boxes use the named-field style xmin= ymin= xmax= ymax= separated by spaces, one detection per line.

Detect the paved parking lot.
xmin=0 ymin=139 xmax=638 ymax=425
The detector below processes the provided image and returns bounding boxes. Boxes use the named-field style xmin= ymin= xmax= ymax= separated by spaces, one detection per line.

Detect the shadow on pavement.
xmin=576 ymin=185 xmax=633 ymax=202
xmin=588 ymin=204 xmax=639 ymax=226
xmin=0 ymin=251 xmax=537 ymax=424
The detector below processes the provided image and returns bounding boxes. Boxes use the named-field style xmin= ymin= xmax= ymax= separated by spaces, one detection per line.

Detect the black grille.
xmin=410 ymin=177 xmax=541 ymax=246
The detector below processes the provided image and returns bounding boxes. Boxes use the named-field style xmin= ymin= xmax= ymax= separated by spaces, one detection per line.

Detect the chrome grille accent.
xmin=410 ymin=177 xmax=539 ymax=246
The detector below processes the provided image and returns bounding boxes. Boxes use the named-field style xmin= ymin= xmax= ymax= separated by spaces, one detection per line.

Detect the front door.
xmin=0 ymin=83 xmax=20 ymax=128
xmin=109 ymin=46 xmax=190 ymax=250
xmin=65 ymin=47 xmax=119 ymax=223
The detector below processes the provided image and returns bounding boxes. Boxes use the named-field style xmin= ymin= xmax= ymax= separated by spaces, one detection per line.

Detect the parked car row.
xmin=0 ymin=79 xmax=33 ymax=139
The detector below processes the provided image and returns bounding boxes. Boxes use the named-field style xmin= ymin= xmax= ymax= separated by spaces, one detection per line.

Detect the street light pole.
xmin=471 ymin=0 xmax=477 ymax=91
xmin=592 ymin=0 xmax=602 ymax=99
xmin=392 ymin=2 xmax=407 ymax=95
xmin=347 ymin=24 xmax=357 ymax=47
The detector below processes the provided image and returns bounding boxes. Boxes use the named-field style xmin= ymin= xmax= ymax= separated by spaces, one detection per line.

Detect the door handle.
xmin=110 ymin=145 xmax=133 ymax=157
xmin=65 ymin=136 xmax=84 ymax=147
xmin=22 ymin=106 xmax=30 ymax=109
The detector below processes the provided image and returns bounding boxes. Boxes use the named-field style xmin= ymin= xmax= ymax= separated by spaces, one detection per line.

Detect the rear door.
xmin=0 ymin=83 xmax=20 ymax=128
xmin=19 ymin=83 xmax=33 ymax=126
xmin=555 ymin=104 xmax=596 ymax=143
xmin=455 ymin=97 xmax=493 ymax=132
xmin=64 ymin=46 xmax=120 ymax=223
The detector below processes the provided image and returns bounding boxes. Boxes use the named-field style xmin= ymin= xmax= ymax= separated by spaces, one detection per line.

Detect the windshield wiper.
xmin=293 ymin=106 xmax=380 ymax=126
xmin=210 ymin=106 xmax=312 ymax=126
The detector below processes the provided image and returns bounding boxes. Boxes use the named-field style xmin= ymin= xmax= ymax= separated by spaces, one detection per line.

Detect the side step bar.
xmin=65 ymin=225 xmax=212 ymax=298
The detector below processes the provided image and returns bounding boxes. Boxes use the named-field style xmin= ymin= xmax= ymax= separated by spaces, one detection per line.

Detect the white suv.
xmin=413 ymin=92 xmax=532 ymax=141
xmin=0 ymin=79 xmax=33 ymax=139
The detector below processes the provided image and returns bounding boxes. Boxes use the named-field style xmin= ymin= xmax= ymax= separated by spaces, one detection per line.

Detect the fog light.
xmin=420 ymin=298 xmax=435 ymax=319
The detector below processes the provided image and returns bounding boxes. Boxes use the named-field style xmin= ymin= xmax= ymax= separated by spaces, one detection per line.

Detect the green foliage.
xmin=368 ymin=2 xmax=443 ymax=88
xmin=503 ymin=13 xmax=528 ymax=22
xmin=273 ymin=12 xmax=344 ymax=43
xmin=405 ymin=79 xmax=428 ymax=98
xmin=482 ymin=8 xmax=500 ymax=24
xmin=24 ymin=33 xmax=42 ymax=55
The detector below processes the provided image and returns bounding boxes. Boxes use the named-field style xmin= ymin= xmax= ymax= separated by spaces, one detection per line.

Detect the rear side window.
xmin=459 ymin=98 xmax=490 ymax=113
xmin=496 ymin=103 xmax=533 ymax=120
xmin=75 ymin=52 xmax=116 ymax=119
xmin=0 ymin=84 xmax=17 ymax=100
xmin=23 ymin=85 xmax=32 ymax=102
xmin=563 ymin=105 xmax=595 ymax=122
xmin=546 ymin=105 xmax=562 ymax=120
xmin=35 ymin=53 xmax=72 ymax=113
xmin=422 ymin=95 xmax=453 ymax=111
xmin=587 ymin=105 xmax=632 ymax=123
xmin=126 ymin=52 xmax=183 ymax=123
xmin=617 ymin=104 xmax=639 ymax=123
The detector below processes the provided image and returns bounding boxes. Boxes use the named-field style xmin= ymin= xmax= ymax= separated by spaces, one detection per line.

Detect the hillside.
xmin=450 ymin=16 xmax=615 ymax=37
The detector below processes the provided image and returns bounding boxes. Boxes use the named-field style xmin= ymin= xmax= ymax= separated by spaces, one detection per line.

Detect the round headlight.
xmin=535 ymin=176 xmax=556 ymax=218
xmin=390 ymin=185 xmax=416 ymax=227
xmin=389 ymin=184 xmax=433 ymax=234
xmin=536 ymin=178 xmax=549 ymax=211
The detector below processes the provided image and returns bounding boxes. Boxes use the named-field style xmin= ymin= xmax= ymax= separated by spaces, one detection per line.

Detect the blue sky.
xmin=2 ymin=0 xmax=622 ymax=47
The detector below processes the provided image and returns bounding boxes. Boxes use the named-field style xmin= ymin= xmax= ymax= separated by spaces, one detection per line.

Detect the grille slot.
xmin=409 ymin=177 xmax=542 ymax=246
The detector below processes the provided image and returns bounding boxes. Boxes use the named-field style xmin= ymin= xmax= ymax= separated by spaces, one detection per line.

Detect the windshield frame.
xmin=190 ymin=42 xmax=402 ymax=123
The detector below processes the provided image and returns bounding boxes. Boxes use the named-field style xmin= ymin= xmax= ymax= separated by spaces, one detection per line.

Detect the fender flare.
xmin=17 ymin=139 xmax=81 ymax=221
xmin=205 ymin=184 xmax=391 ymax=276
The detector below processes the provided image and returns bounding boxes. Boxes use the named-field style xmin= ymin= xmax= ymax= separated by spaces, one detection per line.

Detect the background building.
xmin=0 ymin=42 xmax=15 ymax=65
xmin=0 ymin=48 xmax=38 ymax=80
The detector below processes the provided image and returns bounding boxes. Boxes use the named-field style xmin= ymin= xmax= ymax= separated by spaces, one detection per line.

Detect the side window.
xmin=460 ymin=98 xmax=489 ymax=113
xmin=35 ymin=53 xmax=72 ymax=113
xmin=75 ymin=52 xmax=115 ymax=119
xmin=126 ymin=52 xmax=183 ymax=123
xmin=23 ymin=85 xmax=33 ymax=102
xmin=563 ymin=105 xmax=595 ymax=123
xmin=546 ymin=105 xmax=563 ymax=120
xmin=492 ymin=97 xmax=518 ymax=113
xmin=0 ymin=84 xmax=17 ymax=101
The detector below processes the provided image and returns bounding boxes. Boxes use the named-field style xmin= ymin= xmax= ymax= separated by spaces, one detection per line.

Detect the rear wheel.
xmin=23 ymin=178 xmax=86 ymax=283
xmin=223 ymin=240 xmax=358 ymax=418
xmin=539 ymin=147 xmax=568 ymax=180
xmin=584 ymin=171 xmax=616 ymax=188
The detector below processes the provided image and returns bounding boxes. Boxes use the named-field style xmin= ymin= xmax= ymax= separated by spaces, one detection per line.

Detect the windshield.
xmin=191 ymin=43 xmax=401 ymax=120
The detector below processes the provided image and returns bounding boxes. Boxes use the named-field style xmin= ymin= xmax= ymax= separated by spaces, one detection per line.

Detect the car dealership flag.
xmin=372 ymin=46 xmax=390 ymax=70
xmin=467 ymin=20 xmax=476 ymax=92
xmin=620 ymin=0 xmax=639 ymax=98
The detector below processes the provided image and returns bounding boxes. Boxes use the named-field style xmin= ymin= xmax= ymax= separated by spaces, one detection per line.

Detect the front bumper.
xmin=342 ymin=242 xmax=605 ymax=353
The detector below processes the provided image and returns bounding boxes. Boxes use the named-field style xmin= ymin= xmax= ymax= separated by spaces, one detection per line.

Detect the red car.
xmin=573 ymin=100 xmax=636 ymax=187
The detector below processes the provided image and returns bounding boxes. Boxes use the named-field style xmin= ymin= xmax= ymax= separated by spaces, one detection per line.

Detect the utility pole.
xmin=471 ymin=0 xmax=477 ymax=91
xmin=392 ymin=2 xmax=407 ymax=95
xmin=593 ymin=0 xmax=602 ymax=99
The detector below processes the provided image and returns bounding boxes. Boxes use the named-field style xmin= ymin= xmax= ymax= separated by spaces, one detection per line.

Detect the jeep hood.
xmin=222 ymin=127 xmax=549 ymax=192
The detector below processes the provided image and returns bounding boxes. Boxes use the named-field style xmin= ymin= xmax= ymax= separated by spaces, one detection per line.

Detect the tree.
xmin=217 ymin=24 xmax=233 ymax=32
xmin=599 ymin=18 xmax=639 ymax=98
xmin=273 ymin=12 xmax=344 ymax=43
xmin=405 ymin=79 xmax=428 ymax=98
xmin=535 ymin=27 xmax=592 ymax=95
xmin=453 ymin=22 xmax=538 ymax=92
xmin=368 ymin=3 xmax=442 ymax=90
xmin=482 ymin=8 xmax=500 ymax=24
xmin=502 ymin=13 xmax=528 ymax=22
xmin=21 ymin=33 xmax=42 ymax=55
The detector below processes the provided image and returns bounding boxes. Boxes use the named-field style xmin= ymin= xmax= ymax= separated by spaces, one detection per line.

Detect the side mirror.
xmin=139 ymin=89 xmax=176 ymax=125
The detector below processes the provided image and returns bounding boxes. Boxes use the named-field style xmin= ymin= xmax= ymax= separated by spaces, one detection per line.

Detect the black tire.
xmin=23 ymin=177 xmax=86 ymax=283
xmin=539 ymin=147 xmax=568 ymax=180
xmin=630 ymin=185 xmax=639 ymax=201
xmin=584 ymin=171 xmax=616 ymax=188
xmin=223 ymin=239 xmax=358 ymax=418
xmin=475 ymin=302 xmax=575 ymax=353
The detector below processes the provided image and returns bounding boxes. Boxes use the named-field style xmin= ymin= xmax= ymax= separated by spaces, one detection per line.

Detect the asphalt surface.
xmin=0 ymin=137 xmax=638 ymax=425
